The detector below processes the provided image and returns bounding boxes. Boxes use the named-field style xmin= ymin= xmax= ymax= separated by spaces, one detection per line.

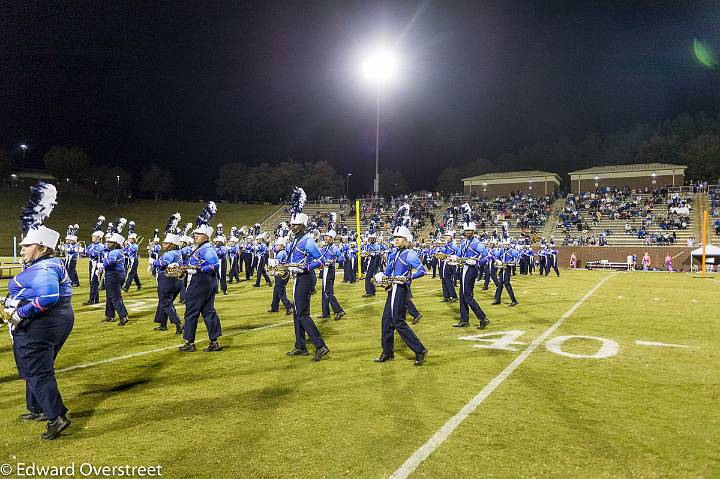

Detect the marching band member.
xmin=441 ymin=227 xmax=459 ymax=303
xmin=148 ymin=230 xmax=161 ymax=277
xmin=122 ymin=221 xmax=142 ymax=292
xmin=373 ymin=209 xmax=427 ymax=366
xmin=253 ymin=232 xmax=273 ymax=287
xmin=362 ymin=222 xmax=382 ymax=297
xmin=285 ymin=187 xmax=330 ymax=361
xmin=64 ymin=224 xmax=80 ymax=287
xmin=453 ymin=204 xmax=490 ymax=329
xmin=178 ymin=224 xmax=193 ymax=304
xmin=267 ymin=237 xmax=293 ymax=315
xmin=102 ymin=218 xmax=130 ymax=325
xmin=243 ymin=234 xmax=255 ymax=280
xmin=84 ymin=216 xmax=105 ymax=305
xmin=213 ymin=226 xmax=228 ymax=295
xmin=179 ymin=202 xmax=223 ymax=353
xmin=318 ymin=214 xmax=346 ymax=321
xmin=227 ymin=228 xmax=240 ymax=283
xmin=544 ymin=244 xmax=560 ymax=277
xmin=482 ymin=239 xmax=500 ymax=290
xmin=151 ymin=213 xmax=184 ymax=334
xmin=347 ymin=237 xmax=358 ymax=283
xmin=4 ymin=182 xmax=73 ymax=439
xmin=492 ymin=239 xmax=519 ymax=307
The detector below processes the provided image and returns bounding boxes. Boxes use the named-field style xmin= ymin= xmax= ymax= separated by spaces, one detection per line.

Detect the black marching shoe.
xmin=362 ymin=293 xmax=373 ymax=298
xmin=452 ymin=321 xmax=469 ymax=328
xmin=175 ymin=322 xmax=184 ymax=335
xmin=311 ymin=346 xmax=330 ymax=362
xmin=373 ymin=352 xmax=395 ymax=363
xmin=481 ymin=286 xmax=489 ymax=290
xmin=508 ymin=301 xmax=519 ymax=307
xmin=477 ymin=318 xmax=491 ymax=330
xmin=334 ymin=311 xmax=346 ymax=321
xmin=122 ymin=288 xmax=130 ymax=293
xmin=490 ymin=300 xmax=501 ymax=305
xmin=179 ymin=342 xmax=196 ymax=352
xmin=267 ymin=309 xmax=279 ymax=313
xmin=252 ymin=284 xmax=261 ymax=288
xmin=154 ymin=325 xmax=168 ymax=331
xmin=118 ymin=317 xmax=129 ymax=326
xmin=20 ymin=411 xmax=48 ymax=422
xmin=103 ymin=317 xmax=115 ymax=322
xmin=285 ymin=306 xmax=293 ymax=315
xmin=286 ymin=348 xmax=309 ymax=356
xmin=411 ymin=313 xmax=423 ymax=325
xmin=203 ymin=341 xmax=222 ymax=352
xmin=318 ymin=314 xmax=331 ymax=319
xmin=267 ymin=281 xmax=273 ymax=287
xmin=41 ymin=415 xmax=71 ymax=440
xmin=414 ymin=349 xmax=428 ymax=366
xmin=441 ymin=298 xmax=449 ymax=302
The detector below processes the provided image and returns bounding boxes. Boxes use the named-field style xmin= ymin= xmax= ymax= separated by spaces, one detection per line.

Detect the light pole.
xmin=19 ymin=144 xmax=28 ymax=169
xmin=360 ymin=45 xmax=400 ymax=197
xmin=115 ymin=175 xmax=120 ymax=207
xmin=346 ymin=173 xmax=352 ymax=200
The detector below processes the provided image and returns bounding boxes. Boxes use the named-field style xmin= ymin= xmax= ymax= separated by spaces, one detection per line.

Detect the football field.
xmin=0 ymin=263 xmax=717 ymax=478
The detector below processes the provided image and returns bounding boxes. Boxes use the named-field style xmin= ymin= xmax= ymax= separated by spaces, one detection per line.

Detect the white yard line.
xmin=56 ymin=287 xmax=437 ymax=374
xmin=389 ymin=272 xmax=618 ymax=479
xmin=635 ymin=340 xmax=696 ymax=349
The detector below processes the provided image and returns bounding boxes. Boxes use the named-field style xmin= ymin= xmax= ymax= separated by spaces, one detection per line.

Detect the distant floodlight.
xmin=19 ymin=144 xmax=28 ymax=150
xmin=360 ymin=46 xmax=400 ymax=85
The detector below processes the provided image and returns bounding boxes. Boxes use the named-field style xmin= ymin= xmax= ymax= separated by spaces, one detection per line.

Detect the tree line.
xmin=435 ymin=112 xmax=720 ymax=192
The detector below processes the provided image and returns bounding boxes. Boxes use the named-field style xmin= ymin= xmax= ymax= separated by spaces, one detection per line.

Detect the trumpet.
xmin=448 ymin=256 xmax=478 ymax=267
xmin=370 ymin=274 xmax=409 ymax=290
xmin=434 ymin=252 xmax=448 ymax=261
xmin=359 ymin=251 xmax=371 ymax=258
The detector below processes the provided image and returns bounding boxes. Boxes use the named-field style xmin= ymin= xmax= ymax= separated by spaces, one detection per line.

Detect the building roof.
xmin=462 ymin=170 xmax=561 ymax=182
xmin=568 ymin=163 xmax=687 ymax=176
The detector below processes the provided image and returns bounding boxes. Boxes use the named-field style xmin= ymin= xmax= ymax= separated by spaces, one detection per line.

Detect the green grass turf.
xmin=0 ymin=264 xmax=717 ymax=478
xmin=0 ymin=191 xmax=277 ymax=250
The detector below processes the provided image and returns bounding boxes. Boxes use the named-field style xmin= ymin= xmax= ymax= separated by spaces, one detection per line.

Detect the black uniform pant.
xmin=406 ymin=283 xmax=421 ymax=319
xmin=381 ymin=284 xmax=424 ymax=355
xmin=292 ymin=271 xmax=326 ymax=351
xmin=441 ymin=262 xmax=458 ymax=299
xmin=342 ymin=257 xmax=351 ymax=282
xmin=105 ymin=270 xmax=129 ymax=319
xmin=539 ymin=257 xmax=546 ymax=274
xmin=494 ymin=267 xmax=517 ymax=302
xmin=89 ymin=260 xmax=100 ymax=303
xmin=365 ymin=256 xmax=380 ymax=295
xmin=66 ymin=257 xmax=79 ymax=286
xmin=179 ymin=275 xmax=187 ymax=303
xmin=484 ymin=263 xmax=499 ymax=289
xmin=271 ymin=275 xmax=293 ymax=311
xmin=430 ymin=258 xmax=438 ymax=278
xmin=459 ymin=265 xmax=486 ymax=323
xmin=349 ymin=256 xmax=357 ymax=282
xmin=255 ymin=256 xmax=272 ymax=286
xmin=183 ymin=272 xmax=222 ymax=343
xmin=243 ymin=252 xmax=254 ymax=279
xmin=545 ymin=259 xmax=560 ymax=277
xmin=123 ymin=257 xmax=142 ymax=290
xmin=12 ymin=298 xmax=74 ymax=419
xmin=217 ymin=257 xmax=228 ymax=293
xmin=228 ymin=256 xmax=240 ymax=282
xmin=321 ymin=266 xmax=343 ymax=315
xmin=153 ymin=274 xmax=182 ymax=327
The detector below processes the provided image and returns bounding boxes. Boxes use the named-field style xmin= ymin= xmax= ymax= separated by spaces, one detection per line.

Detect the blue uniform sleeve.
xmin=407 ymin=250 xmax=426 ymax=280
xmin=17 ymin=267 xmax=61 ymax=318
xmin=199 ymin=245 xmax=220 ymax=273
xmin=304 ymin=238 xmax=323 ymax=271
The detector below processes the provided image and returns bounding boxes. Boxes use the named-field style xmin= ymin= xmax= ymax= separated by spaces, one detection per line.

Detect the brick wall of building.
xmin=556 ymin=246 xmax=694 ymax=270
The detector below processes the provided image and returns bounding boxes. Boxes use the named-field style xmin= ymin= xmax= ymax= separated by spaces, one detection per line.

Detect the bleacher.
xmin=557 ymin=189 xmax=696 ymax=247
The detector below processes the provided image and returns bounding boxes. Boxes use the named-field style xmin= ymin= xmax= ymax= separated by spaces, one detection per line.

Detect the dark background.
xmin=2 ymin=0 xmax=719 ymax=195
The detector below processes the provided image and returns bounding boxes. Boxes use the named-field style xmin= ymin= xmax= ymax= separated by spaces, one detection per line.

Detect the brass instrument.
xmin=165 ymin=264 xmax=200 ymax=279
xmin=0 ymin=297 xmax=16 ymax=324
xmin=266 ymin=262 xmax=304 ymax=280
xmin=370 ymin=275 xmax=409 ymax=290
xmin=359 ymin=251 xmax=371 ymax=258
xmin=434 ymin=252 xmax=448 ymax=261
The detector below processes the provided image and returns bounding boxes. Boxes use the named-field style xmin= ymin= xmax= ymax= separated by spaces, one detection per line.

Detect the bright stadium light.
xmin=358 ymin=43 xmax=402 ymax=196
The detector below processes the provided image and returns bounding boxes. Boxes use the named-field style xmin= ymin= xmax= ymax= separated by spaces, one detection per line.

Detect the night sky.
xmin=2 ymin=0 xmax=720 ymax=194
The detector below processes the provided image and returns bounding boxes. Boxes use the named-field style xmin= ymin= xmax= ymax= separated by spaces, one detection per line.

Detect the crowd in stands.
xmin=556 ymin=186 xmax=693 ymax=246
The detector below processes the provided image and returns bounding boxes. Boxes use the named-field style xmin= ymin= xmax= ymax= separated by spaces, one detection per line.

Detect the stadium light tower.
xmin=360 ymin=44 xmax=400 ymax=196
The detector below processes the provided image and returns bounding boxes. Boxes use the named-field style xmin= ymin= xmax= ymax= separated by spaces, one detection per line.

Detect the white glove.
xmin=4 ymin=299 xmax=20 ymax=309
xmin=449 ymin=254 xmax=458 ymax=262
xmin=185 ymin=268 xmax=197 ymax=275
xmin=168 ymin=262 xmax=179 ymax=268
xmin=7 ymin=309 xmax=24 ymax=327
xmin=466 ymin=258 xmax=477 ymax=266
xmin=288 ymin=266 xmax=304 ymax=274
xmin=374 ymin=272 xmax=386 ymax=284
xmin=267 ymin=258 xmax=278 ymax=268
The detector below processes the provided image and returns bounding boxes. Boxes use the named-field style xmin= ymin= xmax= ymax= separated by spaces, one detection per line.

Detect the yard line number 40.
xmin=459 ymin=330 xmax=619 ymax=359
